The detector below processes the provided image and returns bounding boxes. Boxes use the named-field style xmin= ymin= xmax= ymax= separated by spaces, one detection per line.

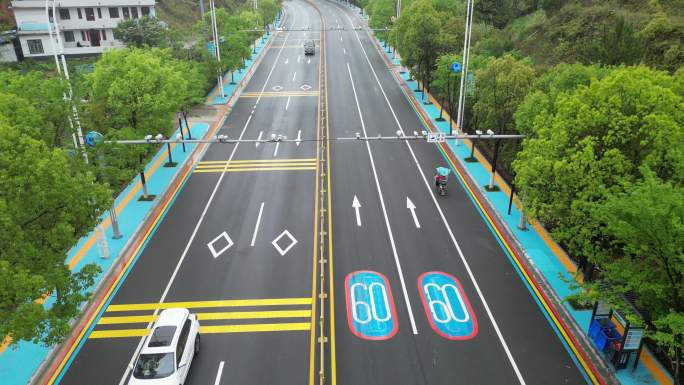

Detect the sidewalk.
xmin=370 ymin=27 xmax=673 ymax=385
xmin=0 ymin=21 xmax=279 ymax=385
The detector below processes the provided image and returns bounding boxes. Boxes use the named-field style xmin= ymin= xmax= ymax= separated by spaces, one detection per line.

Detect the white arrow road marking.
xmin=207 ymin=231 xmax=234 ymax=258
xmin=286 ymin=96 xmax=291 ymax=110
xmin=296 ymin=130 xmax=302 ymax=146
xmin=406 ymin=197 xmax=421 ymax=228
xmin=251 ymin=202 xmax=265 ymax=247
xmin=256 ymin=131 xmax=263 ymax=147
xmin=352 ymin=195 xmax=362 ymax=227
xmin=214 ymin=361 xmax=225 ymax=385
xmin=272 ymin=230 xmax=298 ymax=256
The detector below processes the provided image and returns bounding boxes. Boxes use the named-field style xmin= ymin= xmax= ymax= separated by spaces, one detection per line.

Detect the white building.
xmin=10 ymin=0 xmax=156 ymax=57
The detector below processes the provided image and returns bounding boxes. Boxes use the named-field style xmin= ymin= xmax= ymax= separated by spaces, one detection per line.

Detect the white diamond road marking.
xmin=207 ymin=231 xmax=234 ymax=259
xmin=272 ymin=85 xmax=283 ymax=91
xmin=300 ymin=84 xmax=312 ymax=91
xmin=271 ymin=230 xmax=298 ymax=256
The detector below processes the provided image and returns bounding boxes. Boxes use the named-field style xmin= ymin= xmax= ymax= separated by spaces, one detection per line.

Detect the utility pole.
xmin=456 ymin=0 xmax=474 ymax=137
xmin=199 ymin=0 xmax=204 ymax=17
xmin=45 ymin=0 xmax=88 ymax=163
xmin=396 ymin=0 xmax=401 ymax=19
xmin=209 ymin=0 xmax=225 ymax=98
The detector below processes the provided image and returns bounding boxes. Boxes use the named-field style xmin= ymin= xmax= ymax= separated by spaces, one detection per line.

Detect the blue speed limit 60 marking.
xmin=418 ymin=272 xmax=478 ymax=340
xmin=345 ymin=270 xmax=398 ymax=340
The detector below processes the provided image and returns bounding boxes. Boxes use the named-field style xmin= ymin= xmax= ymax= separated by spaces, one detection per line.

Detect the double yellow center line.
xmin=90 ymin=297 xmax=312 ymax=339
xmin=194 ymin=158 xmax=317 ymax=174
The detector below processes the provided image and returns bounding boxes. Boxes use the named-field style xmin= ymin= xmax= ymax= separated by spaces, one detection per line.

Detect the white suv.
xmin=128 ymin=308 xmax=200 ymax=385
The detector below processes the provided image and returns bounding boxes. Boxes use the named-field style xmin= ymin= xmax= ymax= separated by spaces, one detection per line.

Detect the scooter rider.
xmin=434 ymin=167 xmax=451 ymax=194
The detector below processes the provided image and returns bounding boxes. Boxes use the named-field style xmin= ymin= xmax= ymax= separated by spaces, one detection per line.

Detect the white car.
xmin=128 ymin=308 xmax=200 ymax=385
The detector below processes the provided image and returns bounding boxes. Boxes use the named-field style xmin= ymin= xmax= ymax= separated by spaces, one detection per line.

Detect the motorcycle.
xmin=435 ymin=167 xmax=451 ymax=197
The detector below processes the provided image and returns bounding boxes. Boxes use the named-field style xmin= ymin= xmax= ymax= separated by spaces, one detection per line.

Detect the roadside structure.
xmin=10 ymin=0 xmax=155 ymax=58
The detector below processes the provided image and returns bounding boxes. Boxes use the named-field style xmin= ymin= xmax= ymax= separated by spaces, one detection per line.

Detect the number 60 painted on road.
xmin=418 ymin=271 xmax=478 ymax=340
xmin=345 ymin=270 xmax=398 ymax=340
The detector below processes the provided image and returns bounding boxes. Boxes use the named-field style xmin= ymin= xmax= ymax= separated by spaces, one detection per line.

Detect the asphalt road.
xmin=56 ymin=1 xmax=591 ymax=384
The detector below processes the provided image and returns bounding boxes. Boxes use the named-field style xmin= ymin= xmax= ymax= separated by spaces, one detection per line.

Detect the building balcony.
xmin=57 ymin=18 xmax=120 ymax=30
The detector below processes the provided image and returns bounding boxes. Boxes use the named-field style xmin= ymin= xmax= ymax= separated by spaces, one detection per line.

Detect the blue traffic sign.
xmin=85 ymin=131 xmax=104 ymax=147
xmin=345 ymin=270 xmax=398 ymax=340
xmin=451 ymin=62 xmax=461 ymax=73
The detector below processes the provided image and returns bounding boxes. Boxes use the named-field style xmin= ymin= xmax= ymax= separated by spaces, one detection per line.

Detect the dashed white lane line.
xmin=117 ymin=5 xmax=296 ymax=383
xmin=343 ymin=8 xmax=526 ymax=384
xmin=273 ymin=141 xmax=280 ymax=157
xmin=292 ymin=71 xmax=297 ymax=81
xmin=346 ymin=61 xmax=418 ymax=335
xmin=286 ymin=95 xmax=291 ymax=110
xmin=251 ymin=202 xmax=265 ymax=247
xmin=214 ymin=361 xmax=225 ymax=385
xmin=256 ymin=131 xmax=263 ymax=147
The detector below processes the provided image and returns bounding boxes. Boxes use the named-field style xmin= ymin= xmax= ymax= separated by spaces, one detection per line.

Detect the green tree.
xmin=513 ymin=66 xmax=684 ymax=277
xmin=395 ymin=0 xmax=442 ymax=92
xmin=594 ymin=176 xmax=684 ymax=384
xmin=0 ymin=70 xmax=73 ymax=148
xmin=0 ymin=122 xmax=111 ymax=346
xmin=87 ymin=48 xmax=193 ymax=135
xmin=113 ymin=16 xmax=170 ymax=48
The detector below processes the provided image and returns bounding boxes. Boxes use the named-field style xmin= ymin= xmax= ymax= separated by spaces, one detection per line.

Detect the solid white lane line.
xmin=286 ymin=95 xmax=291 ymax=110
xmin=256 ymin=130 xmax=263 ymax=147
xmin=344 ymin=9 xmax=526 ymax=384
xmin=251 ymin=202 xmax=265 ymax=247
xmin=214 ymin=361 xmax=225 ymax=385
xmin=117 ymin=4 xmax=295 ymax=383
xmin=346 ymin=62 xmax=418 ymax=335
xmin=273 ymin=141 xmax=280 ymax=157
xmin=292 ymin=71 xmax=297 ymax=81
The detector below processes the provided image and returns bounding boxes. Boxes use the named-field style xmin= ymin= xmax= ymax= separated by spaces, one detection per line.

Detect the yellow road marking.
xmin=90 ymin=329 xmax=150 ymax=338
xmin=241 ymin=92 xmax=319 ymax=98
xmin=199 ymin=158 xmax=316 ymax=164
xmin=89 ymin=323 xmax=311 ymax=338
xmin=99 ymin=310 xmax=312 ymax=324
xmin=194 ymin=166 xmax=317 ymax=173
xmin=105 ymin=297 xmax=312 ymax=312
xmin=201 ymin=323 xmax=311 ymax=333
xmin=197 ymin=163 xmax=316 ymax=169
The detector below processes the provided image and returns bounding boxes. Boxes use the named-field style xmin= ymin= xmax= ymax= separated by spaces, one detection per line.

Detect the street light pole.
xmin=45 ymin=0 xmax=88 ymax=163
xmin=456 ymin=0 xmax=474 ymax=137
xmin=209 ymin=0 xmax=225 ymax=98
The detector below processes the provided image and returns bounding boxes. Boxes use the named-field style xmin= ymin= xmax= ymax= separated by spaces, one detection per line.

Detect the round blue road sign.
xmin=85 ymin=131 xmax=104 ymax=147
xmin=451 ymin=62 xmax=461 ymax=73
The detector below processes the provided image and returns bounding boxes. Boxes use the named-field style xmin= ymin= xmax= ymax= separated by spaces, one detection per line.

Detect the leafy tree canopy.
xmin=113 ymin=16 xmax=170 ymax=48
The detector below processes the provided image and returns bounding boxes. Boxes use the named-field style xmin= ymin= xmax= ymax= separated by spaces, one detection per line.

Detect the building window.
xmin=109 ymin=7 xmax=119 ymax=18
xmin=27 ymin=39 xmax=44 ymax=54
xmin=131 ymin=7 xmax=138 ymax=19
xmin=64 ymin=31 xmax=75 ymax=42
xmin=77 ymin=8 xmax=82 ymax=19
xmin=141 ymin=6 xmax=150 ymax=16
xmin=59 ymin=8 xmax=70 ymax=19
xmin=48 ymin=8 xmax=53 ymax=21
xmin=122 ymin=7 xmax=130 ymax=19
xmin=101 ymin=29 xmax=107 ymax=40
xmin=97 ymin=8 xmax=102 ymax=18
xmin=81 ymin=30 xmax=86 ymax=41
xmin=85 ymin=8 xmax=95 ymax=21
